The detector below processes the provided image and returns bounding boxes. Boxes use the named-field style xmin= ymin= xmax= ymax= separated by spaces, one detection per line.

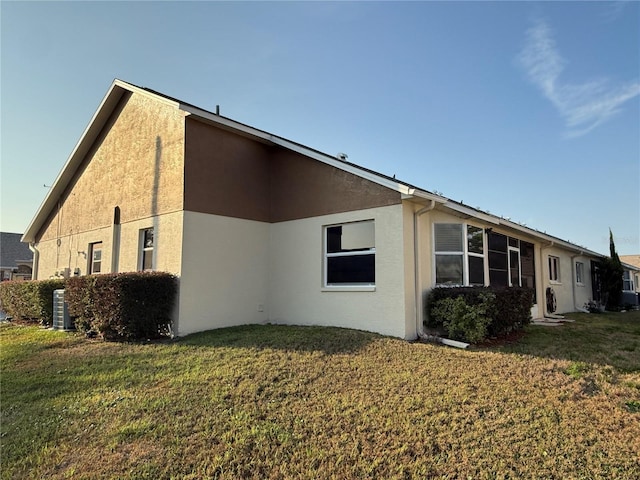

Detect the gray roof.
xmin=1 ymin=232 xmax=33 ymax=269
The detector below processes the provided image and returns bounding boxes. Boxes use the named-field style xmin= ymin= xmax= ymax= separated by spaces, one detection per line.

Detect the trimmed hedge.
xmin=0 ymin=279 xmax=66 ymax=325
xmin=66 ymin=272 xmax=177 ymax=341
xmin=425 ymin=286 xmax=534 ymax=343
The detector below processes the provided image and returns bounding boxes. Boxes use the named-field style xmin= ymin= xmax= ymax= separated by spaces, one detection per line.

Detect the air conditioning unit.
xmin=52 ymin=289 xmax=74 ymax=331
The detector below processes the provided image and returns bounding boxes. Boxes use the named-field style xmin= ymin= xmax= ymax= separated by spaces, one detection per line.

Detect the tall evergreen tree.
xmin=601 ymin=229 xmax=624 ymax=310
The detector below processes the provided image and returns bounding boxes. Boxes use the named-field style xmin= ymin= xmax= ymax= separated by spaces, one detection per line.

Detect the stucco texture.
xmin=35 ymin=92 xmax=186 ymax=278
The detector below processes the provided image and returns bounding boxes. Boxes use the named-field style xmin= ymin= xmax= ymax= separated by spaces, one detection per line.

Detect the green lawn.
xmin=1 ymin=312 xmax=639 ymax=479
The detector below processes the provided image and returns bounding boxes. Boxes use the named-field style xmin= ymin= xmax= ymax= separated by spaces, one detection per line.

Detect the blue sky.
xmin=1 ymin=1 xmax=638 ymax=255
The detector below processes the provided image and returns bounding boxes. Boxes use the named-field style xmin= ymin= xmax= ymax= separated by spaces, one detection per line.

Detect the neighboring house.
xmin=19 ymin=79 xmax=624 ymax=339
xmin=1 ymin=232 xmax=33 ymax=281
xmin=620 ymin=255 xmax=640 ymax=307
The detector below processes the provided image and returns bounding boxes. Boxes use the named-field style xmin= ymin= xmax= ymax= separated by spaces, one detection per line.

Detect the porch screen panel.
xmin=520 ymin=241 xmax=536 ymax=302
xmin=488 ymin=232 xmax=508 ymax=287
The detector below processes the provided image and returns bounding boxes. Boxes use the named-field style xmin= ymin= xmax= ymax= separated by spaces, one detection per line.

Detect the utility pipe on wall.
xmin=414 ymin=200 xmax=436 ymax=338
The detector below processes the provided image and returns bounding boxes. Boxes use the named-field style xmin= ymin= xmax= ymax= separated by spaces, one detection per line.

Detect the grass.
xmin=1 ymin=312 xmax=639 ymax=479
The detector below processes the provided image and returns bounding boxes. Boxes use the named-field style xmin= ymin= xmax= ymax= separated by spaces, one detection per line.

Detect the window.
xmin=467 ymin=226 xmax=485 ymax=286
xmin=623 ymin=271 xmax=634 ymax=291
xmin=434 ymin=223 xmax=485 ymax=286
xmin=89 ymin=242 xmax=102 ymax=274
xmin=549 ymin=256 xmax=560 ymax=282
xmin=324 ymin=221 xmax=375 ymax=286
xmin=576 ymin=262 xmax=585 ymax=285
xmin=488 ymin=232 xmax=508 ymax=287
xmin=508 ymin=238 xmax=521 ymax=287
xmin=140 ymin=228 xmax=154 ymax=271
xmin=435 ymin=224 xmax=463 ymax=285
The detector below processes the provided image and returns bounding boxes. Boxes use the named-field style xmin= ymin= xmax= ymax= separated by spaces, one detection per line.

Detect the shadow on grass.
xmin=177 ymin=323 xmax=381 ymax=354
xmin=485 ymin=311 xmax=640 ymax=372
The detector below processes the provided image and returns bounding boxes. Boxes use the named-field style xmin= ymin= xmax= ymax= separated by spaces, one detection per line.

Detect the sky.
xmin=1 ymin=1 xmax=639 ymax=256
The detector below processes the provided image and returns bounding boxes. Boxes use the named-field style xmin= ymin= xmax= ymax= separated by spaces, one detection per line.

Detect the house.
xmin=0 ymin=232 xmax=33 ymax=281
xmin=21 ymin=79 xmax=625 ymax=339
xmin=620 ymin=255 xmax=640 ymax=307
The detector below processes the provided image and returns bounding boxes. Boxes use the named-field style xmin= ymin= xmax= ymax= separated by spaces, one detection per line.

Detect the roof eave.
xmin=180 ymin=104 xmax=416 ymax=196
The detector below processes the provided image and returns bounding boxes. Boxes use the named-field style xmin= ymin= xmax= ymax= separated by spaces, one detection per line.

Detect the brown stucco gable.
xmin=184 ymin=117 xmax=401 ymax=223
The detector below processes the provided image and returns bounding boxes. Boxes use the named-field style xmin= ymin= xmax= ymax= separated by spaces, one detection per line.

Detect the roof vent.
xmin=337 ymin=152 xmax=348 ymax=161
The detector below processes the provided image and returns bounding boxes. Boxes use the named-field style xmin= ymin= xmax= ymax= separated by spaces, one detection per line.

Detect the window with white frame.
xmin=435 ymin=223 xmax=464 ymax=285
xmin=508 ymin=237 xmax=521 ymax=287
xmin=623 ymin=271 xmax=634 ymax=291
xmin=89 ymin=241 xmax=102 ymax=274
xmin=575 ymin=262 xmax=585 ymax=285
xmin=467 ymin=225 xmax=485 ymax=286
xmin=549 ymin=256 xmax=560 ymax=282
xmin=140 ymin=228 xmax=154 ymax=271
xmin=324 ymin=220 xmax=375 ymax=286
xmin=434 ymin=223 xmax=486 ymax=286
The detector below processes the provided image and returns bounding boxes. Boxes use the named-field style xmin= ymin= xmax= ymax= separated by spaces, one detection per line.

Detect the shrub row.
xmin=66 ymin=272 xmax=177 ymax=341
xmin=425 ymin=286 xmax=534 ymax=343
xmin=0 ymin=279 xmax=65 ymax=325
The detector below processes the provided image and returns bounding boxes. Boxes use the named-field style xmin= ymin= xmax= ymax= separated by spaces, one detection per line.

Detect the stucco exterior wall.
xmin=34 ymin=212 xmax=184 ymax=279
xmin=178 ymin=211 xmax=270 ymax=336
xmin=184 ymin=117 xmax=402 ymax=223
xmin=35 ymin=226 xmax=112 ymax=279
xmin=540 ymin=248 xmax=598 ymax=314
xmin=268 ymin=204 xmax=409 ymax=339
xmin=402 ymin=202 xmax=419 ymax=339
xmin=37 ymin=94 xmax=184 ymax=278
xmin=572 ymin=255 xmax=595 ymax=311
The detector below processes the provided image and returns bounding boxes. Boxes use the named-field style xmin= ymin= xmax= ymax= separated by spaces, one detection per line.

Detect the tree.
xmin=600 ymin=229 xmax=624 ymax=310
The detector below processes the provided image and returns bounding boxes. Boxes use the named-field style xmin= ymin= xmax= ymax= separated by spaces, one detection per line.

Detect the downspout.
xmin=414 ymin=200 xmax=435 ymax=339
xmin=29 ymin=243 xmax=40 ymax=281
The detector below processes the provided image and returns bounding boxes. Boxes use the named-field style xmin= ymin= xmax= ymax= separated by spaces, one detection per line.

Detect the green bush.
xmin=0 ymin=279 xmax=65 ymax=325
xmin=65 ymin=272 xmax=177 ymax=341
xmin=425 ymin=286 xmax=534 ymax=343
xmin=488 ymin=287 xmax=534 ymax=337
xmin=65 ymin=275 xmax=98 ymax=332
xmin=431 ymin=292 xmax=494 ymax=343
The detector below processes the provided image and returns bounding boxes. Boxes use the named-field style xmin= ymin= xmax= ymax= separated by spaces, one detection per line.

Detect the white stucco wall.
xmin=268 ymin=204 xmax=409 ymax=339
xmin=572 ymin=255 xmax=595 ymax=311
xmin=178 ymin=211 xmax=270 ymax=336
xmin=33 ymin=211 xmax=183 ymax=279
xmin=539 ymin=247 xmax=597 ymax=314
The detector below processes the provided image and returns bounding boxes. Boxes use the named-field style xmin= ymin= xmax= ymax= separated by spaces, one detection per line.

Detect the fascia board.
xmin=495 ymin=217 xmax=604 ymax=258
xmin=180 ymin=104 xmax=414 ymax=195
xmin=442 ymin=201 xmax=500 ymax=225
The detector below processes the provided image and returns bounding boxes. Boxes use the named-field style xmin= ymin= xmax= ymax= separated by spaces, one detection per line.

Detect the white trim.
xmin=321 ymin=286 xmax=376 ymax=292
xmin=508 ymin=245 xmax=521 ymax=287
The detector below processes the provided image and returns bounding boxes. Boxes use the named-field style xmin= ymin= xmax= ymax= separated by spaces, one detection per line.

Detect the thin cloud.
xmin=517 ymin=19 xmax=640 ymax=138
